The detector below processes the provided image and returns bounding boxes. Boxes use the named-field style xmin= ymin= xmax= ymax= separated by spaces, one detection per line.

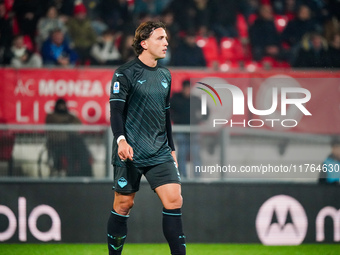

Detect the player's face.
xmin=145 ymin=27 xmax=168 ymax=60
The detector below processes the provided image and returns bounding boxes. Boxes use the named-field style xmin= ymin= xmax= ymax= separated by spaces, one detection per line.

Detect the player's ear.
xmin=141 ymin=40 xmax=147 ymax=50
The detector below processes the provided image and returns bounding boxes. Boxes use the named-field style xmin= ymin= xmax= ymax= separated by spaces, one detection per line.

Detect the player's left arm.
xmin=166 ymin=108 xmax=177 ymax=166
xmin=165 ymin=76 xmax=178 ymax=167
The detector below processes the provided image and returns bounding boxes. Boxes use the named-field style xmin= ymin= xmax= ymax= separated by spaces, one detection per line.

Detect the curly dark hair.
xmin=132 ymin=21 xmax=166 ymax=55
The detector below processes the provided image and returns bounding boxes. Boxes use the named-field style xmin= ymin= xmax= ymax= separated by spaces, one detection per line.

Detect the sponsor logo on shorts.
xmin=118 ymin=177 xmax=128 ymax=188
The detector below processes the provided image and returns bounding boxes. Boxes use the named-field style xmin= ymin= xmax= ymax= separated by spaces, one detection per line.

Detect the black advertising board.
xmin=0 ymin=181 xmax=339 ymax=244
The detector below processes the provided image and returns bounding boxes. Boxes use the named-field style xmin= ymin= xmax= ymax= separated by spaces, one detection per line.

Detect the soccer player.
xmin=107 ymin=21 xmax=186 ymax=255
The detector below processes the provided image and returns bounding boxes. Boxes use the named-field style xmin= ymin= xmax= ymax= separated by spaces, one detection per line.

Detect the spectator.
xmin=0 ymin=1 xmax=12 ymax=49
xmin=285 ymin=0 xmax=298 ymax=18
xmin=97 ymin=0 xmax=132 ymax=31
xmin=45 ymin=98 xmax=92 ymax=177
xmin=49 ymin=0 xmax=75 ymax=19
xmin=67 ymin=3 xmax=97 ymax=65
xmin=82 ymin=0 xmax=108 ymax=36
xmin=12 ymin=0 xmax=48 ymax=44
xmin=293 ymin=33 xmax=332 ymax=68
xmin=329 ymin=33 xmax=340 ymax=68
xmin=319 ymin=137 xmax=340 ymax=185
xmin=209 ymin=0 xmax=245 ymax=38
xmin=271 ymin=0 xmax=297 ymax=17
xmin=0 ymin=1 xmax=12 ymax=64
xmin=161 ymin=8 xmax=181 ymax=47
xmin=323 ymin=0 xmax=340 ymax=43
xmin=3 ymin=35 xmax=42 ymax=68
xmin=299 ymin=0 xmax=328 ymax=22
xmin=170 ymin=80 xmax=206 ymax=178
xmin=323 ymin=16 xmax=340 ymax=43
xmin=282 ymin=5 xmax=321 ymax=47
xmin=167 ymin=0 xmax=196 ymax=32
xmin=36 ymin=5 xmax=67 ymax=50
xmin=158 ymin=10 xmax=177 ymax=66
xmin=249 ymin=4 xmax=282 ymax=61
xmin=191 ymin=0 xmax=210 ymax=36
xmin=271 ymin=0 xmax=286 ymax=15
xmin=82 ymin=0 xmax=101 ymax=20
xmin=119 ymin=34 xmax=136 ymax=63
xmin=90 ymin=29 xmax=122 ymax=66
xmin=243 ymin=0 xmax=260 ymax=19
xmin=41 ymin=28 xmax=77 ymax=67
xmin=133 ymin=0 xmax=170 ymax=17
xmin=171 ymin=32 xmax=206 ymax=66
xmin=328 ymin=0 xmax=340 ymax=21
xmin=133 ymin=12 xmax=154 ymax=27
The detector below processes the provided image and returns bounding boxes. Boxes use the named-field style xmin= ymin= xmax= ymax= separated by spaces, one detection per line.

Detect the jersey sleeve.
xmin=109 ymin=71 xmax=130 ymax=103
xmin=165 ymin=92 xmax=170 ymax=110
xmin=165 ymin=73 xmax=175 ymax=150
xmin=109 ymin=71 xmax=130 ymax=142
xmin=165 ymin=75 xmax=171 ymax=109
xmin=166 ymin=108 xmax=175 ymax=151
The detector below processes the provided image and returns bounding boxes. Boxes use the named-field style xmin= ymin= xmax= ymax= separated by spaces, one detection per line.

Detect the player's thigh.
xmin=155 ymin=183 xmax=183 ymax=209
xmin=144 ymin=161 xmax=181 ymax=191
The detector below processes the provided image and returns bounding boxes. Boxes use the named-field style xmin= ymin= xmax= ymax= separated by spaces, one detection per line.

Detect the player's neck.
xmin=138 ymin=53 xmax=158 ymax=68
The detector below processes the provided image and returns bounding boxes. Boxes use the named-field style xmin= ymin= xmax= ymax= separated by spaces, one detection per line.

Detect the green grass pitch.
xmin=1 ymin=243 xmax=339 ymax=255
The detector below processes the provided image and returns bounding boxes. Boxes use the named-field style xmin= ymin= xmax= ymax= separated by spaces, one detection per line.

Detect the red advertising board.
xmin=0 ymin=69 xmax=113 ymax=125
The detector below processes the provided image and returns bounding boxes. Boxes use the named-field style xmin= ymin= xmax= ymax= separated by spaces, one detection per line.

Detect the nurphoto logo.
xmin=195 ymin=79 xmax=311 ymax=129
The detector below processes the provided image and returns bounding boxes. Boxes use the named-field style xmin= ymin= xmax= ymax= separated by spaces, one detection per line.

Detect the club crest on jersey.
xmin=118 ymin=177 xmax=128 ymax=188
xmin=161 ymin=79 xmax=168 ymax=88
xmin=113 ymin=82 xmax=120 ymax=93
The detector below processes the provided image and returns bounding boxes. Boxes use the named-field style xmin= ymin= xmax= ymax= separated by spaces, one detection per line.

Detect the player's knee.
xmin=114 ymin=198 xmax=134 ymax=215
xmin=164 ymin=195 xmax=183 ymax=209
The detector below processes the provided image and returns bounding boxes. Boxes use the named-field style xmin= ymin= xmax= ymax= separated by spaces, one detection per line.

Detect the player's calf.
xmin=107 ymin=210 xmax=129 ymax=255
xmin=162 ymin=208 xmax=186 ymax=255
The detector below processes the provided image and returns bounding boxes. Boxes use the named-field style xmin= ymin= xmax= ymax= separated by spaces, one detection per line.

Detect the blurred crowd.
xmin=0 ymin=0 xmax=340 ymax=69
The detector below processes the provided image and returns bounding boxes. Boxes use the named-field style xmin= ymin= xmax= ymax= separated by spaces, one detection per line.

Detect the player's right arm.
xmin=110 ymin=71 xmax=133 ymax=161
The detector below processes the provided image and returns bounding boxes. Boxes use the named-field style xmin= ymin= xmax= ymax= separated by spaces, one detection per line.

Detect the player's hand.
xmin=118 ymin=139 xmax=133 ymax=161
xmin=171 ymin=151 xmax=178 ymax=168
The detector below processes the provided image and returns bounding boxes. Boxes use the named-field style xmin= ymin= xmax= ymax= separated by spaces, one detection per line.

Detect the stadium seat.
xmin=220 ymin=37 xmax=247 ymax=62
xmin=196 ymin=36 xmax=219 ymax=66
xmin=236 ymin=14 xmax=249 ymax=39
xmin=12 ymin=16 xmax=20 ymax=35
xmin=219 ymin=60 xmax=240 ymax=72
xmin=247 ymin=14 xmax=258 ymax=26
xmin=274 ymin=15 xmax=288 ymax=33
xmin=260 ymin=56 xmax=291 ymax=69
xmin=286 ymin=12 xmax=295 ymax=21
xmin=244 ymin=60 xmax=262 ymax=72
xmin=23 ymin=35 xmax=34 ymax=51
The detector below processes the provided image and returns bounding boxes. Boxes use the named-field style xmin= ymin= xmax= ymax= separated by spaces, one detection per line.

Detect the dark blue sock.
xmin=107 ymin=210 xmax=129 ymax=255
xmin=162 ymin=208 xmax=186 ymax=255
